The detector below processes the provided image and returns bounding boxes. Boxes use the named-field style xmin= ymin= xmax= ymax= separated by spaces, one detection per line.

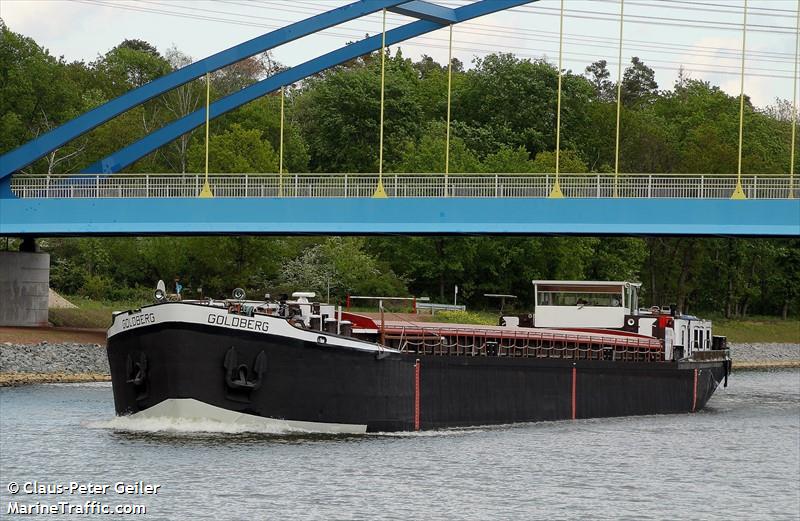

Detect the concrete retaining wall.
xmin=0 ymin=251 xmax=50 ymax=326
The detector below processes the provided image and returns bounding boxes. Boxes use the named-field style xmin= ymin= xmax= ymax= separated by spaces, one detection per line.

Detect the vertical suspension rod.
xmin=374 ymin=8 xmax=388 ymax=198
xmin=205 ymin=73 xmax=210 ymax=181
xmin=445 ymin=24 xmax=453 ymax=197
xmin=790 ymin=0 xmax=799 ymax=198
xmin=279 ymin=85 xmax=285 ymax=197
xmin=200 ymin=72 xmax=213 ymax=198
xmin=550 ymin=0 xmax=565 ymax=198
xmin=732 ymin=0 xmax=748 ymax=199
xmin=613 ymin=0 xmax=625 ymax=198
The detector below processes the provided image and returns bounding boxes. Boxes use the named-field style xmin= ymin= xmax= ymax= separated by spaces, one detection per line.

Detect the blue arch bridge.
xmin=0 ymin=0 xmax=798 ymax=238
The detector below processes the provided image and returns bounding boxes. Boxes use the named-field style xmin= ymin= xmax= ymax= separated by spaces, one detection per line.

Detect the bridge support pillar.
xmin=0 ymin=242 xmax=50 ymax=327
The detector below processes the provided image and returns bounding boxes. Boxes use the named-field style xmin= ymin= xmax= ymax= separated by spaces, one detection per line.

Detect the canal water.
xmin=1 ymin=369 xmax=798 ymax=520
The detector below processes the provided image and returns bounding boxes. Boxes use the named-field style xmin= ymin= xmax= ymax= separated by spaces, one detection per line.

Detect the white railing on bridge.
xmin=9 ymin=173 xmax=799 ymax=199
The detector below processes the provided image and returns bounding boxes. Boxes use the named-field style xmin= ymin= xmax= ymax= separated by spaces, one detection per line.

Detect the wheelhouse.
xmin=532 ymin=280 xmax=641 ymax=329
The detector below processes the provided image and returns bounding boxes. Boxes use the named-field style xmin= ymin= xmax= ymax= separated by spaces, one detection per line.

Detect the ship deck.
xmin=362 ymin=319 xmax=661 ymax=349
xmin=341 ymin=313 xmax=664 ymax=361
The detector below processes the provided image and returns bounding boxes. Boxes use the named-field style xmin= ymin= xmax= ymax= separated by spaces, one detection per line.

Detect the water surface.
xmin=1 ymin=370 xmax=798 ymax=520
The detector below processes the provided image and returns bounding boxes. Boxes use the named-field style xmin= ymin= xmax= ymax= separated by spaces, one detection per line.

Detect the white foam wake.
xmin=85 ymin=415 xmax=296 ymax=435
xmin=85 ymin=398 xmax=367 ymax=435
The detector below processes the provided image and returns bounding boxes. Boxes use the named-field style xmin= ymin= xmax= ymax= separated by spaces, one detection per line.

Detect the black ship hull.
xmin=108 ymin=318 xmax=728 ymax=433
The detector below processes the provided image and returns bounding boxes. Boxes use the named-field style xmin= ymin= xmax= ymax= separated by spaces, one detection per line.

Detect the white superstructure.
xmin=498 ymin=280 xmax=718 ymax=361
xmin=532 ymin=280 xmax=639 ymax=329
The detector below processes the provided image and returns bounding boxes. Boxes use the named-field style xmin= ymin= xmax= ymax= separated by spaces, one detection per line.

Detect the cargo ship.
xmin=106 ymin=280 xmax=731 ymax=433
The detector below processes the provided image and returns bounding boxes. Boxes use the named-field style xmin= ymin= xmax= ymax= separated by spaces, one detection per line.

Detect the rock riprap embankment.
xmin=1 ymin=342 xmax=109 ymax=375
xmin=728 ymin=343 xmax=799 ymax=363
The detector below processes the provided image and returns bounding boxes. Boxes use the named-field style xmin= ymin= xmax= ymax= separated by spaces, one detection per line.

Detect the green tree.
xmin=296 ymin=49 xmax=423 ymax=172
xmin=0 ymin=21 xmax=90 ymax=171
xmin=391 ymin=121 xmax=480 ymax=173
xmin=586 ymin=238 xmax=647 ymax=281
xmin=188 ymin=123 xmax=278 ymax=173
xmin=773 ymin=240 xmax=800 ymax=319
xmin=278 ymin=237 xmax=406 ymax=300
xmin=529 ymin=149 xmax=589 ymax=173
xmin=585 ymin=59 xmax=614 ymax=102
xmin=480 ymin=146 xmax=536 ymax=173
xmin=621 ymin=57 xmax=658 ymax=107
xmin=456 ymin=53 xmax=595 ymax=160
xmin=160 ymin=46 xmax=202 ymax=173
xmin=619 ymin=109 xmax=675 ymax=174
xmin=218 ymin=95 xmax=309 ymax=173
xmin=85 ymin=39 xmax=173 ymax=173
xmin=212 ymin=52 xmax=279 ymax=96
xmin=367 ymin=237 xmax=479 ymax=302
xmin=93 ymin=39 xmax=170 ymax=95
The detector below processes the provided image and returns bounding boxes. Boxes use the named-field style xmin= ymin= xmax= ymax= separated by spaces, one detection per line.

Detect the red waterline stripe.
xmin=414 ymin=359 xmax=421 ymax=431
xmin=692 ymin=368 xmax=698 ymax=412
xmin=571 ymin=366 xmax=577 ymax=420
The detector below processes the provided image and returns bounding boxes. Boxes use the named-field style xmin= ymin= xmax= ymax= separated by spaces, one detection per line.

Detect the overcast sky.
xmin=1 ymin=0 xmax=798 ymax=108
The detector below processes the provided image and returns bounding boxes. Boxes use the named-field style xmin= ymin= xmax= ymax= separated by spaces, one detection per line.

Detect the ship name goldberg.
xmin=120 ymin=313 xmax=156 ymax=330
xmin=207 ymin=313 xmax=269 ymax=332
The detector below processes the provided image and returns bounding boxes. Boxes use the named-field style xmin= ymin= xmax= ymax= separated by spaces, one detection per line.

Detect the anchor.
xmin=125 ymin=352 xmax=147 ymax=386
xmin=224 ymin=347 xmax=267 ymax=392
xmin=125 ymin=352 xmax=149 ymax=401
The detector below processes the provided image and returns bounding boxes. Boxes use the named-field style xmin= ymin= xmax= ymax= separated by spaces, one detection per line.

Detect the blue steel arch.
xmin=84 ymin=0 xmax=535 ymax=173
xmin=0 ymin=0 xmax=408 ymax=178
xmin=0 ymin=0 xmax=535 ymax=179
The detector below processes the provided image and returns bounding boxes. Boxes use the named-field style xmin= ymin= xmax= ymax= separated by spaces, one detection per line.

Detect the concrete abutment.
xmin=0 ymin=247 xmax=50 ymax=326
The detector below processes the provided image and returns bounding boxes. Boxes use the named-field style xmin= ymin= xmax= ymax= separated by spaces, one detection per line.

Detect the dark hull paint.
xmin=108 ymin=323 xmax=726 ymax=432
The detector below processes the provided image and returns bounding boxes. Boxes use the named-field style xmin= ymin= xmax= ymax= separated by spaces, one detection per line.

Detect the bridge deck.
xmin=1 ymin=196 xmax=797 ymax=236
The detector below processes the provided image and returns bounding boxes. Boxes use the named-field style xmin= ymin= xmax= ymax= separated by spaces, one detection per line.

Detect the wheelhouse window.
xmin=536 ymin=284 xmax=625 ymax=308
xmin=537 ymin=292 xmax=623 ymax=307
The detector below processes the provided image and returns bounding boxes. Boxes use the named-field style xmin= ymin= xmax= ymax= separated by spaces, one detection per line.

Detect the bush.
xmin=80 ymin=275 xmax=115 ymax=301
xmin=80 ymin=276 xmax=150 ymax=302
xmin=434 ymin=310 xmax=497 ymax=325
xmin=50 ymin=258 xmax=88 ymax=295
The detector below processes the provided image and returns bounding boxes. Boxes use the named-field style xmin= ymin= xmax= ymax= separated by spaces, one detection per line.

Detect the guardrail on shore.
xmin=10 ymin=173 xmax=799 ymax=199
xmin=416 ymin=303 xmax=467 ymax=314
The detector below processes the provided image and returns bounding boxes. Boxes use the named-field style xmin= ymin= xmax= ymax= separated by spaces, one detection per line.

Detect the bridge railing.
xmin=9 ymin=173 xmax=798 ymax=199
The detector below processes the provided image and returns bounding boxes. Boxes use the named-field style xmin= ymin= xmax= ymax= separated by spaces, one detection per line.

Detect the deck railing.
xmin=9 ymin=173 xmax=799 ymax=199
xmin=387 ymin=324 xmax=663 ymax=362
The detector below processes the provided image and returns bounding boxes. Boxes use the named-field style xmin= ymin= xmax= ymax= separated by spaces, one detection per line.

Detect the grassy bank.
xmin=49 ymin=296 xmax=146 ymax=329
xmin=432 ymin=310 xmax=498 ymax=325
xmin=709 ymin=316 xmax=799 ymax=344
